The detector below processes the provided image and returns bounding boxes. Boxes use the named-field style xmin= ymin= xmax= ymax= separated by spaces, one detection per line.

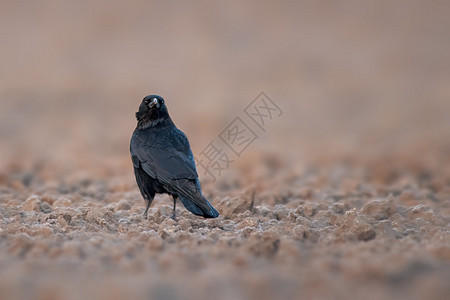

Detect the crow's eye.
xmin=144 ymin=99 xmax=149 ymax=104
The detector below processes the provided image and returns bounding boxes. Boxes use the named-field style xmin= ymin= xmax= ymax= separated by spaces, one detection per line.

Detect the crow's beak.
xmin=148 ymin=98 xmax=159 ymax=109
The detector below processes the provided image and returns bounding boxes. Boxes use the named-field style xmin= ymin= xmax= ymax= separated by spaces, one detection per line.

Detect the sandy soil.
xmin=1 ymin=145 xmax=449 ymax=300
xmin=1 ymin=1 xmax=449 ymax=300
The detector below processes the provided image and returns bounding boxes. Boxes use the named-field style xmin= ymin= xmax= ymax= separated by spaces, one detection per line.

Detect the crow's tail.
xmin=179 ymin=195 xmax=219 ymax=218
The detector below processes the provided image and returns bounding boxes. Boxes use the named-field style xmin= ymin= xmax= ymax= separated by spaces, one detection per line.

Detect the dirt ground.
xmin=1 ymin=1 xmax=449 ymax=300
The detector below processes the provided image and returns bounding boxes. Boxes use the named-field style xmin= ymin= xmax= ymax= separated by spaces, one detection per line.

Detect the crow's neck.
xmin=136 ymin=113 xmax=173 ymax=130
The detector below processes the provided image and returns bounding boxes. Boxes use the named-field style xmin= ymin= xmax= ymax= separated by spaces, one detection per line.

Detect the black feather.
xmin=130 ymin=95 xmax=219 ymax=219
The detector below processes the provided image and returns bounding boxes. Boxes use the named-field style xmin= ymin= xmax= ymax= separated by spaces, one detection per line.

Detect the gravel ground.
xmin=0 ymin=144 xmax=449 ymax=300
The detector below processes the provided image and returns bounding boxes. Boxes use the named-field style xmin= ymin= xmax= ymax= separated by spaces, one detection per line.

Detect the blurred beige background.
xmin=1 ymin=0 xmax=449 ymax=180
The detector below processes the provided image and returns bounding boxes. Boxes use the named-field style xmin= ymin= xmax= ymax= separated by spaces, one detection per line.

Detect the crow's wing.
xmin=132 ymin=145 xmax=198 ymax=180
xmin=131 ymin=130 xmax=198 ymax=184
xmin=131 ymin=131 xmax=215 ymax=215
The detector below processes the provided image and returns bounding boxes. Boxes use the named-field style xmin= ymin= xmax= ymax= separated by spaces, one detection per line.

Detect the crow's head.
xmin=136 ymin=95 xmax=170 ymax=128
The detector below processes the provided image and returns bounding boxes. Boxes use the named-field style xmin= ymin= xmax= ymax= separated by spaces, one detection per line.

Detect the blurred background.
xmin=0 ymin=1 xmax=449 ymax=299
xmin=1 ymin=0 xmax=449 ymax=178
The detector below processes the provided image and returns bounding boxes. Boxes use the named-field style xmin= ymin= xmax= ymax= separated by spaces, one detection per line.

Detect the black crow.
xmin=130 ymin=95 xmax=219 ymax=219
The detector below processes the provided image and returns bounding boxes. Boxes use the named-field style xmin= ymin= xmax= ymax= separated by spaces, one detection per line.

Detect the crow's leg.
xmin=143 ymin=195 xmax=154 ymax=219
xmin=171 ymin=195 xmax=178 ymax=220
